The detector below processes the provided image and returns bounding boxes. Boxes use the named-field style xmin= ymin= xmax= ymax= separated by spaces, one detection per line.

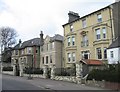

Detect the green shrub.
xmin=24 ymin=68 xmax=43 ymax=74
xmin=87 ymin=64 xmax=120 ymax=83
xmin=2 ymin=67 xmax=13 ymax=71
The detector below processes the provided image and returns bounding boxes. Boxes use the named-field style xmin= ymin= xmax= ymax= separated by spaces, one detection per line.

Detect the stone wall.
xmin=52 ymin=76 xmax=76 ymax=83
xmin=2 ymin=71 xmax=14 ymax=75
xmin=86 ymin=79 xmax=105 ymax=88
xmin=23 ymin=74 xmax=45 ymax=78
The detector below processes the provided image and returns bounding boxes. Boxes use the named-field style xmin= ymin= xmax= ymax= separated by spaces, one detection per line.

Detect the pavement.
xmin=1 ymin=74 xmax=114 ymax=91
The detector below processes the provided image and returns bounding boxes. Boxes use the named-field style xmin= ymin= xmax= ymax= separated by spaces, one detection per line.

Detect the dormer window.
xmin=97 ymin=13 xmax=102 ymax=23
xmin=82 ymin=19 xmax=86 ymax=28
xmin=70 ymin=24 xmax=73 ymax=32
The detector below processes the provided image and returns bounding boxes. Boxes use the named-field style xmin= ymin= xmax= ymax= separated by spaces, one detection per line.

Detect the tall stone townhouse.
xmin=40 ymin=32 xmax=64 ymax=69
xmin=62 ymin=1 xmax=120 ymax=68
xmin=11 ymin=38 xmax=41 ymax=76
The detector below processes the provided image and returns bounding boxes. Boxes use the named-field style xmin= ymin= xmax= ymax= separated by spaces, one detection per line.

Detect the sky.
xmin=0 ymin=0 xmax=115 ymax=44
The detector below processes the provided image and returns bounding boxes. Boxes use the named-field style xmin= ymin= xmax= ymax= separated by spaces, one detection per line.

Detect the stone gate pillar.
xmin=76 ymin=62 xmax=83 ymax=84
xmin=19 ymin=61 xmax=24 ymax=77
xmin=13 ymin=63 xmax=16 ymax=76
xmin=43 ymin=65 xmax=48 ymax=78
xmin=51 ymin=65 xmax=56 ymax=79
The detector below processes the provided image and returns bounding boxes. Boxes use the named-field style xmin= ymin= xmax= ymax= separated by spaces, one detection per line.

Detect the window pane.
xmin=50 ymin=55 xmax=52 ymax=63
xmin=82 ymin=19 xmax=86 ymax=28
xmin=72 ymin=36 xmax=75 ymax=46
xmin=96 ymin=29 xmax=101 ymax=40
xmin=70 ymin=24 xmax=73 ymax=32
xmin=67 ymin=37 xmax=71 ymax=46
xmin=46 ymin=56 xmax=48 ymax=64
xmin=96 ymin=48 xmax=102 ymax=59
xmin=67 ymin=53 xmax=71 ymax=62
xmin=27 ymin=47 xmax=32 ymax=54
xmin=104 ymin=48 xmax=107 ymax=59
xmin=97 ymin=14 xmax=102 ymax=22
xmin=102 ymin=27 xmax=106 ymax=38
xmin=110 ymin=51 xmax=114 ymax=58
xmin=72 ymin=52 xmax=75 ymax=62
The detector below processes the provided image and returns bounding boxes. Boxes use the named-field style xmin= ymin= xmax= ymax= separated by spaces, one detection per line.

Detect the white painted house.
xmin=107 ymin=37 xmax=120 ymax=64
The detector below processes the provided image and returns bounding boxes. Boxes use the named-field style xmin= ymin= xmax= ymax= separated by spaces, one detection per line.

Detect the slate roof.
xmin=80 ymin=59 xmax=103 ymax=65
xmin=14 ymin=43 xmax=21 ymax=50
xmin=13 ymin=38 xmax=40 ymax=50
xmin=108 ymin=37 xmax=120 ymax=49
xmin=62 ymin=2 xmax=119 ymax=27
xmin=20 ymin=38 xmax=40 ymax=49
xmin=50 ymin=34 xmax=64 ymax=42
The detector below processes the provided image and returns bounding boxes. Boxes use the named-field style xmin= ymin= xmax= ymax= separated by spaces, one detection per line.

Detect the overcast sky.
xmin=0 ymin=0 xmax=115 ymax=43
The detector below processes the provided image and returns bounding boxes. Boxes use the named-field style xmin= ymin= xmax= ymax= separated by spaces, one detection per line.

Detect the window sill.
xmin=67 ymin=62 xmax=76 ymax=64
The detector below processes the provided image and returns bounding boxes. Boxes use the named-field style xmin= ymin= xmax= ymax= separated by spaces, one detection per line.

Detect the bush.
xmin=2 ymin=67 xmax=13 ymax=71
xmin=55 ymin=68 xmax=76 ymax=76
xmin=87 ymin=64 xmax=120 ymax=83
xmin=24 ymin=68 xmax=43 ymax=74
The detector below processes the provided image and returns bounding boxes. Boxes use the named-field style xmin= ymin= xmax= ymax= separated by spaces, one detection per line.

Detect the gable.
xmin=44 ymin=35 xmax=50 ymax=43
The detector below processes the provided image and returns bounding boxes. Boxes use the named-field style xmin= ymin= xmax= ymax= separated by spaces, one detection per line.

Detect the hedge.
xmin=24 ymin=68 xmax=43 ymax=74
xmin=2 ymin=67 xmax=13 ymax=71
xmin=87 ymin=64 xmax=120 ymax=83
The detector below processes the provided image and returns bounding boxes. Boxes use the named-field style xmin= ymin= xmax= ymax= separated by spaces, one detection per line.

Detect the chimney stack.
xmin=68 ymin=11 xmax=80 ymax=23
xmin=19 ymin=39 xmax=22 ymax=44
xmin=40 ymin=31 xmax=44 ymax=46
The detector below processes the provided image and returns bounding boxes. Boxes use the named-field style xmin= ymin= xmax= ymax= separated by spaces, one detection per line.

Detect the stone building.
xmin=62 ymin=1 xmax=120 ymax=68
xmin=11 ymin=38 xmax=41 ymax=76
xmin=40 ymin=33 xmax=64 ymax=69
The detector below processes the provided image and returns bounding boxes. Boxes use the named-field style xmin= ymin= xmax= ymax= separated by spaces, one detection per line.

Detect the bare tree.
xmin=0 ymin=27 xmax=17 ymax=51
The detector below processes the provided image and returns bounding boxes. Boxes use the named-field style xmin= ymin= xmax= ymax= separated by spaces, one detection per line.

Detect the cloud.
xmin=0 ymin=0 xmax=114 ymax=42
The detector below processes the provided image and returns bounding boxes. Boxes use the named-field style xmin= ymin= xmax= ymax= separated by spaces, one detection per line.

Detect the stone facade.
xmin=62 ymin=2 xmax=120 ymax=68
xmin=11 ymin=38 xmax=41 ymax=76
xmin=40 ymin=35 xmax=63 ymax=69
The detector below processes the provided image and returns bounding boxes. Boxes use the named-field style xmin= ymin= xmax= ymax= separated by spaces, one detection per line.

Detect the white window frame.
xmin=21 ymin=49 xmax=24 ymax=55
xmin=96 ymin=28 xmax=101 ymax=40
xmin=50 ymin=55 xmax=52 ymax=63
xmin=102 ymin=27 xmax=106 ymax=39
xmin=27 ymin=47 xmax=32 ymax=54
xmin=97 ymin=14 xmax=102 ymax=22
xmin=72 ymin=52 xmax=76 ymax=62
xmin=70 ymin=24 xmax=73 ymax=32
xmin=96 ymin=48 xmax=102 ymax=59
xmin=72 ymin=36 xmax=75 ymax=46
xmin=67 ymin=37 xmax=71 ymax=46
xmin=104 ymin=47 xmax=107 ymax=59
xmin=67 ymin=53 xmax=71 ymax=62
xmin=46 ymin=56 xmax=49 ymax=64
xmin=110 ymin=51 xmax=114 ymax=58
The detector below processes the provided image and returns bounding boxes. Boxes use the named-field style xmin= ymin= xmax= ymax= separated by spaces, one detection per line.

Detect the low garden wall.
xmin=86 ymin=79 xmax=105 ymax=88
xmin=52 ymin=76 xmax=76 ymax=83
xmin=23 ymin=74 xmax=45 ymax=78
xmin=2 ymin=71 xmax=14 ymax=75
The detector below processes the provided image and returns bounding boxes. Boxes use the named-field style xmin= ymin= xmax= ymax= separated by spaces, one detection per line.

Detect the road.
xmin=1 ymin=74 xmax=110 ymax=91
